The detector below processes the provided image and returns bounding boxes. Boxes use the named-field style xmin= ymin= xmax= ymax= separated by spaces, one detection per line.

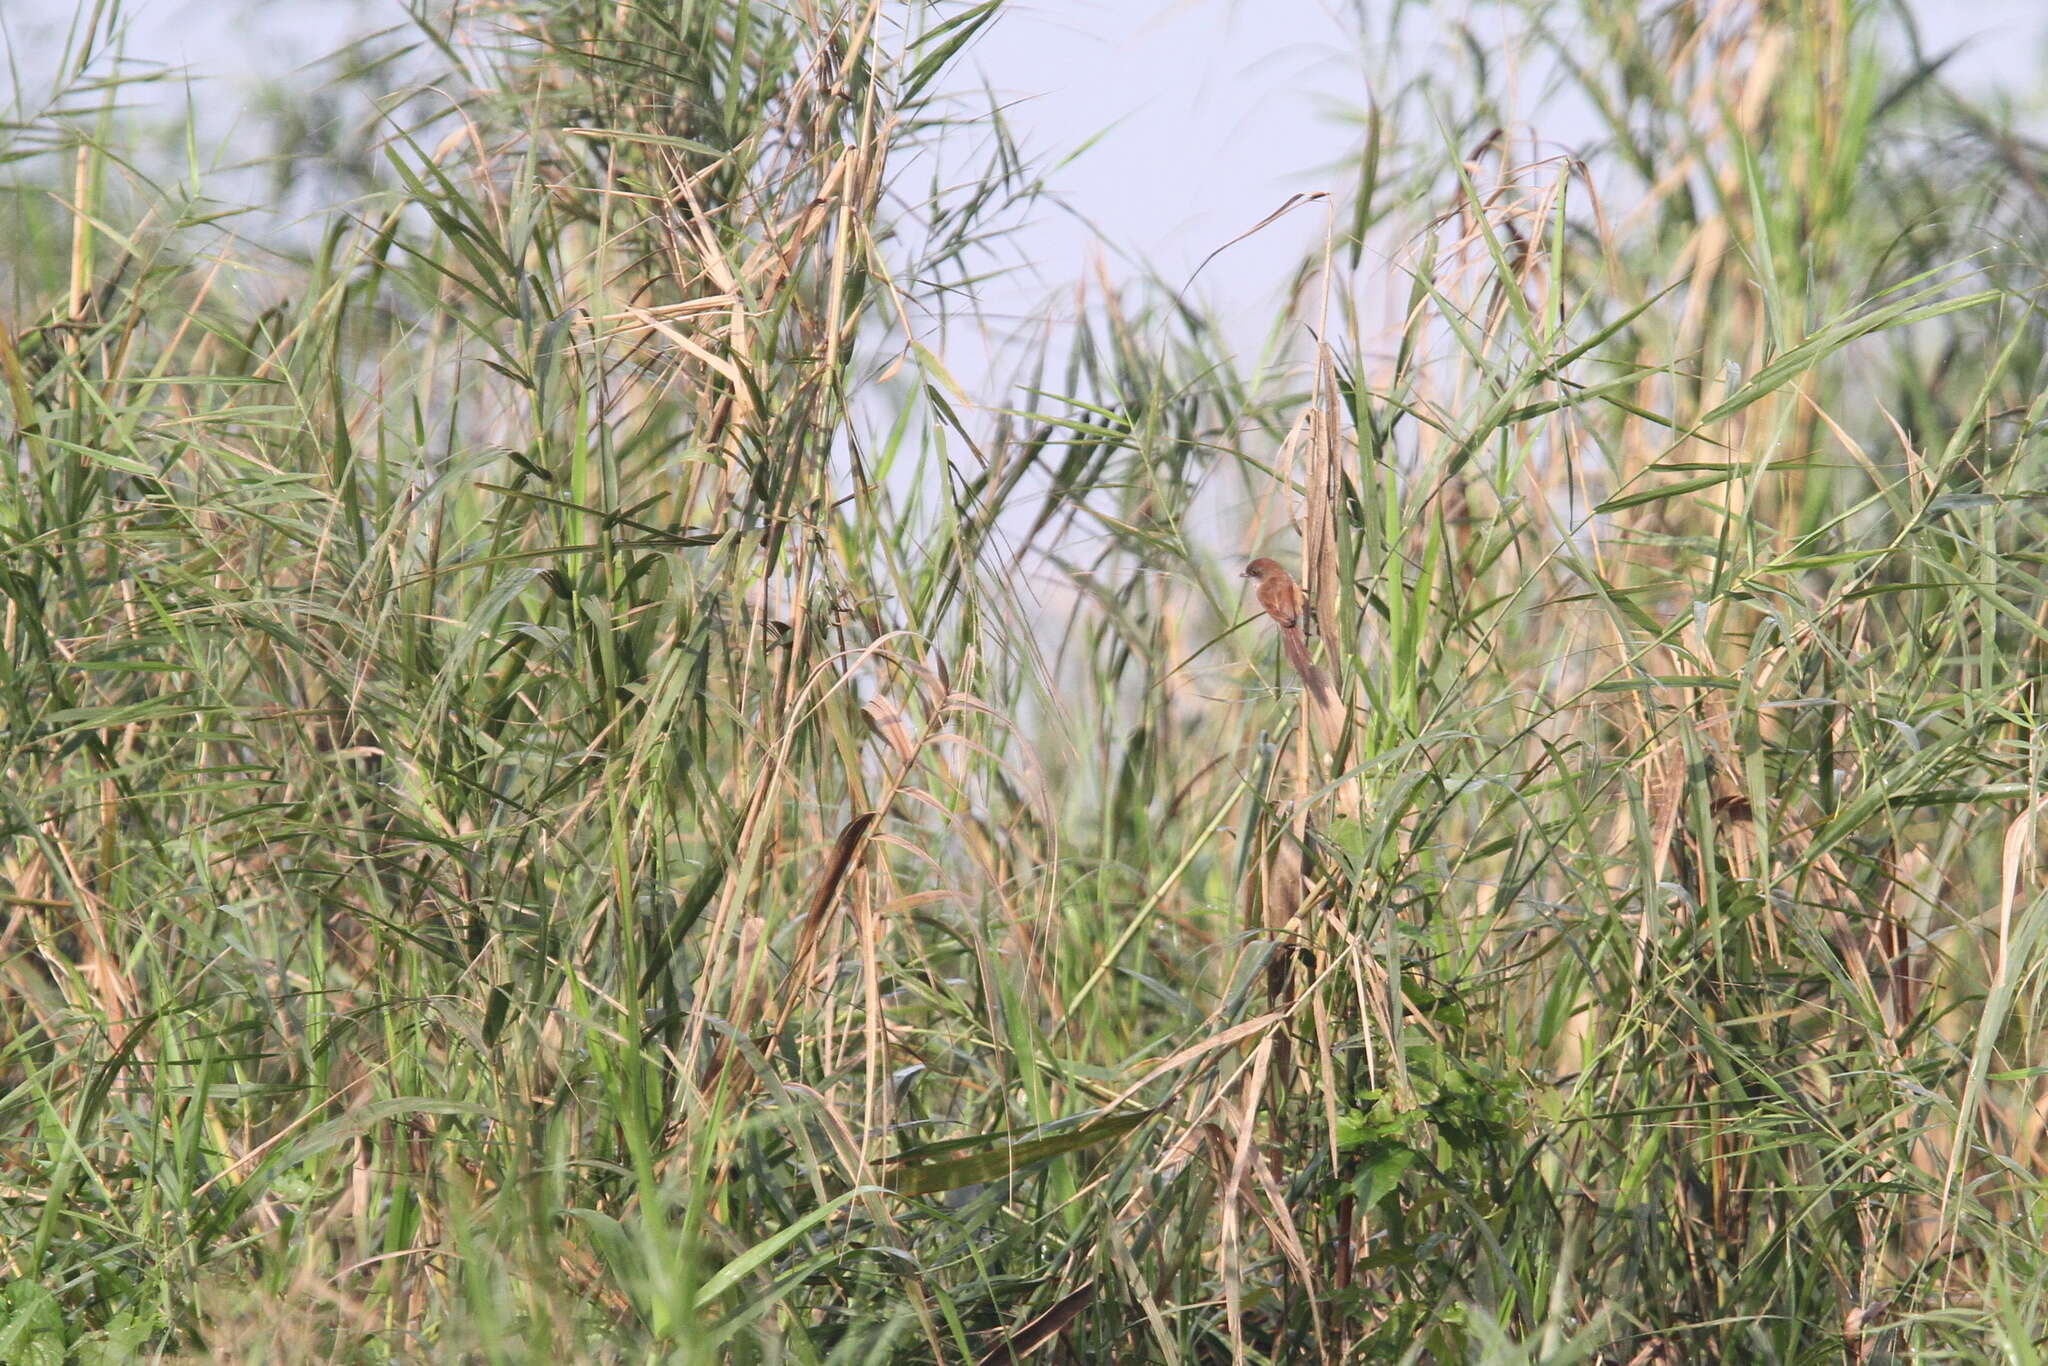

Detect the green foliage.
xmin=5 ymin=0 xmax=2048 ymax=1362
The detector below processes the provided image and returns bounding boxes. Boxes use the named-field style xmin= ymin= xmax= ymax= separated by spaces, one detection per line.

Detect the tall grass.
xmin=4 ymin=0 xmax=2048 ymax=1361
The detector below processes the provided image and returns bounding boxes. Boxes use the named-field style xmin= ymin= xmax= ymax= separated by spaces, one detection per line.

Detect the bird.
xmin=1243 ymin=558 xmax=1331 ymax=704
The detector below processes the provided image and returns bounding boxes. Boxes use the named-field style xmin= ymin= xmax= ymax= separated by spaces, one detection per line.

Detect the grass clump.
xmin=4 ymin=0 xmax=2048 ymax=1362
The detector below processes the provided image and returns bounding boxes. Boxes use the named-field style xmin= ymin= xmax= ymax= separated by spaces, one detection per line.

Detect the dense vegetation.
xmin=5 ymin=0 xmax=2048 ymax=1361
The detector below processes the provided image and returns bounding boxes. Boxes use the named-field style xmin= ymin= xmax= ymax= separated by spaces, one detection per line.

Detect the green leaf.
xmin=1593 ymin=470 xmax=1736 ymax=514
xmin=1353 ymin=1148 xmax=1419 ymax=1210
xmin=695 ymin=1186 xmax=876 ymax=1303
xmin=889 ymin=1110 xmax=1152 ymax=1196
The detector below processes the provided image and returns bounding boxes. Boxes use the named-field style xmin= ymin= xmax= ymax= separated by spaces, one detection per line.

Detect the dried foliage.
xmin=4 ymin=1 xmax=2048 ymax=1362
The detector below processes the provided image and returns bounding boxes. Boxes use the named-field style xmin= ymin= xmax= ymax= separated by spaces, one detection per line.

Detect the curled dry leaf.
xmin=864 ymin=693 xmax=919 ymax=763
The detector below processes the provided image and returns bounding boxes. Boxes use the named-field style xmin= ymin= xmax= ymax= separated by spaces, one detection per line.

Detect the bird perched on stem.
xmin=1243 ymin=557 xmax=1331 ymax=704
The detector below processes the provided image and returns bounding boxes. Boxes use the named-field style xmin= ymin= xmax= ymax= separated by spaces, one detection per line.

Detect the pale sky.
xmin=9 ymin=0 xmax=2045 ymax=337
xmin=960 ymin=0 xmax=2048 ymax=323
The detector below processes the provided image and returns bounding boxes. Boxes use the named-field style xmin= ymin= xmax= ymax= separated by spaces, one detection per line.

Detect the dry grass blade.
xmin=8 ymin=0 xmax=2048 ymax=1362
xmin=973 ymin=1283 xmax=1097 ymax=1366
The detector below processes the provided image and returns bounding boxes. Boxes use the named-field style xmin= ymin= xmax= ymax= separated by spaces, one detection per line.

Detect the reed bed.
xmin=3 ymin=1 xmax=2048 ymax=1361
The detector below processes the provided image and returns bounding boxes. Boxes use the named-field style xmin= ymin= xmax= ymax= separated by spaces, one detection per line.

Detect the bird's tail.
xmin=1280 ymin=626 xmax=1333 ymax=704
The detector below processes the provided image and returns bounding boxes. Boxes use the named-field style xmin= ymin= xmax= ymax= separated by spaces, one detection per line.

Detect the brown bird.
xmin=1243 ymin=557 xmax=1331 ymax=703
